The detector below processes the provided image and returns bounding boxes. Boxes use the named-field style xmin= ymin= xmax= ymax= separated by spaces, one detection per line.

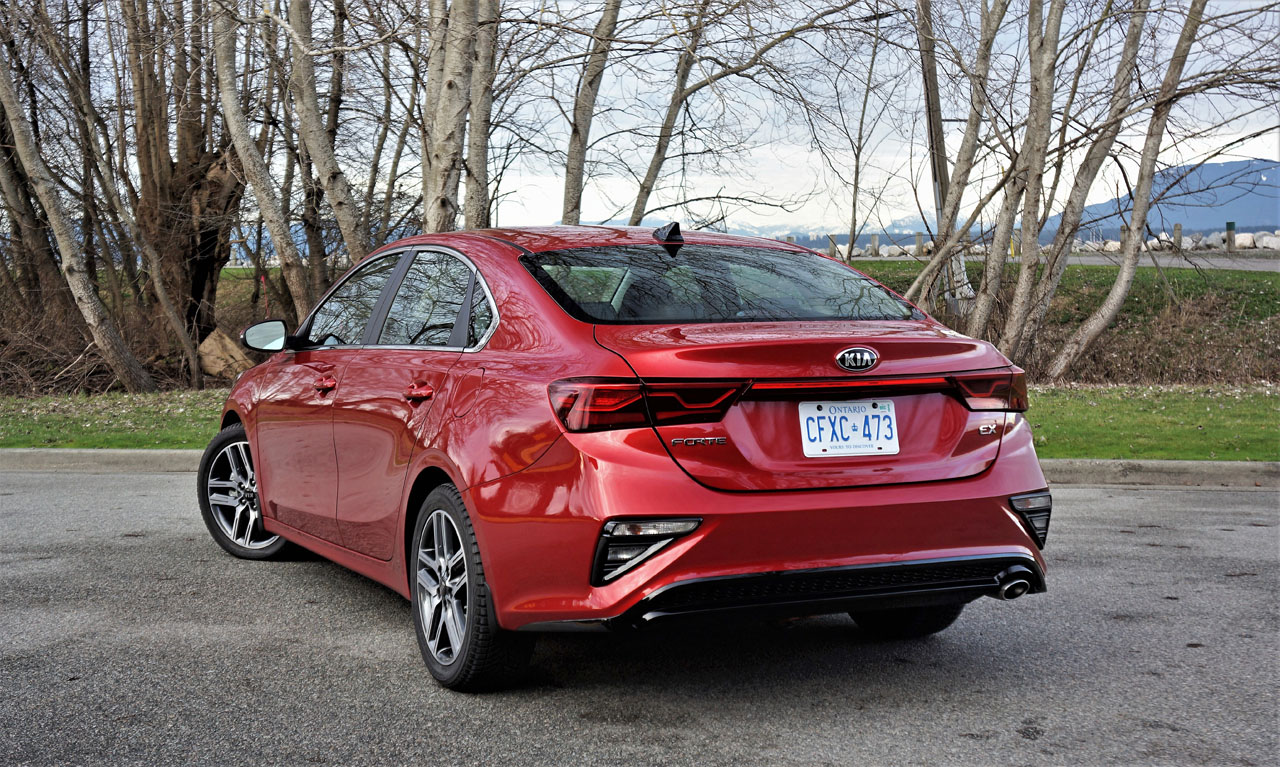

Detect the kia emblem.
xmin=836 ymin=347 xmax=878 ymax=372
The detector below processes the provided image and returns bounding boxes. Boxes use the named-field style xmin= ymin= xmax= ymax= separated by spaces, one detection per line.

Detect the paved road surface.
xmin=1 ymin=473 xmax=1276 ymax=765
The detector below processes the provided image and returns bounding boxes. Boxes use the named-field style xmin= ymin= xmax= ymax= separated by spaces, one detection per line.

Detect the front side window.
xmin=378 ymin=251 xmax=473 ymax=346
xmin=306 ymin=255 xmax=400 ymax=346
xmin=522 ymin=245 xmax=918 ymax=324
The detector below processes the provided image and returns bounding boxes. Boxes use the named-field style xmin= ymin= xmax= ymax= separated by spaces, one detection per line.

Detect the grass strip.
xmin=0 ymin=385 xmax=1275 ymax=461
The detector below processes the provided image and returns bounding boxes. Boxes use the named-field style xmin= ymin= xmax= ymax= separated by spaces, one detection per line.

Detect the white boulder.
xmin=883 ymin=245 xmax=904 ymax=257
xmin=1102 ymin=240 xmax=1122 ymax=253
xmin=1255 ymin=233 xmax=1280 ymax=250
xmin=1235 ymin=232 xmax=1255 ymax=249
xmin=1205 ymin=231 xmax=1225 ymax=248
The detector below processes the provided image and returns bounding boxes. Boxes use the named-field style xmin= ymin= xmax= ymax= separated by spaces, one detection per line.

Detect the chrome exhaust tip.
xmin=998 ymin=578 xmax=1031 ymax=600
xmin=995 ymin=565 xmax=1036 ymax=600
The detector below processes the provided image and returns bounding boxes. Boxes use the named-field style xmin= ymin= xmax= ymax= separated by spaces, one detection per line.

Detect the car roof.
xmin=367 ymin=225 xmax=814 ymax=259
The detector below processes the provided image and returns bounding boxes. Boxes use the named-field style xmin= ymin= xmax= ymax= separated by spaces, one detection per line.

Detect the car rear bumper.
xmin=517 ymin=553 xmax=1045 ymax=631
xmin=465 ymin=414 xmax=1049 ymax=631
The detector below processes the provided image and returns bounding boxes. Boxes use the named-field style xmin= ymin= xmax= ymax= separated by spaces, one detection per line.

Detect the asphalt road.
xmin=1 ymin=473 xmax=1276 ymax=766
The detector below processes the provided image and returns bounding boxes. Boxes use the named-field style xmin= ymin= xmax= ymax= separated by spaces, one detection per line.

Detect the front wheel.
xmin=197 ymin=423 xmax=286 ymax=559
xmin=411 ymin=485 xmax=533 ymax=692
xmin=850 ymin=603 xmax=965 ymax=640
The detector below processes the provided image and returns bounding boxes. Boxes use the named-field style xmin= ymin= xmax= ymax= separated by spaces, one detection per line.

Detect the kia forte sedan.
xmin=199 ymin=224 xmax=1050 ymax=691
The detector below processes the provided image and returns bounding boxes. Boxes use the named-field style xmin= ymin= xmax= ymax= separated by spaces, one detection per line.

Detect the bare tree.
xmin=0 ymin=51 xmax=155 ymax=392
xmin=561 ymin=0 xmax=622 ymax=225
xmin=287 ymin=0 xmax=369 ymax=261
xmin=1046 ymin=0 xmax=1208 ymax=380
xmin=214 ymin=4 xmax=315 ymax=318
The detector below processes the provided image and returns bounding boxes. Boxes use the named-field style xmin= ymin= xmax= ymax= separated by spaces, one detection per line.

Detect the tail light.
xmin=951 ymin=369 xmax=1028 ymax=412
xmin=549 ymin=378 xmax=744 ymax=433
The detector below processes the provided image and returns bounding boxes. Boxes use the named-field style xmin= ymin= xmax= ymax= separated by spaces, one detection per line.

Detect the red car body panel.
xmin=222 ymin=225 xmax=1048 ymax=629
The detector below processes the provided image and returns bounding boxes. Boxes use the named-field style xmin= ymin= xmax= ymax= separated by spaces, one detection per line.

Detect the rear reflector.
xmin=1011 ymin=491 xmax=1051 ymax=547
xmin=549 ymin=379 xmax=744 ymax=433
xmin=592 ymin=518 xmax=701 ymax=584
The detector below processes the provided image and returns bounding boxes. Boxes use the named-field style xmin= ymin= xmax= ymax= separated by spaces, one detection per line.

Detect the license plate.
xmin=798 ymin=400 xmax=900 ymax=458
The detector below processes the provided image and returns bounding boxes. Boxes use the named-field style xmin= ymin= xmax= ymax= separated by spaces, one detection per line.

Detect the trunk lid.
xmin=594 ymin=321 xmax=1015 ymax=492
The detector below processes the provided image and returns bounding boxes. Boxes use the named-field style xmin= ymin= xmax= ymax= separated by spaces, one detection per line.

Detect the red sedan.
xmin=198 ymin=224 xmax=1050 ymax=691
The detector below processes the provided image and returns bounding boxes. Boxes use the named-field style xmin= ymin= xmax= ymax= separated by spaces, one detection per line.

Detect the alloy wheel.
xmin=417 ymin=510 xmax=469 ymax=665
xmin=205 ymin=440 xmax=278 ymax=550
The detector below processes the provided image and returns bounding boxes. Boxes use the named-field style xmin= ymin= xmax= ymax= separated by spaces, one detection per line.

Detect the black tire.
xmin=411 ymin=484 xmax=534 ymax=692
xmin=197 ymin=423 xmax=287 ymax=560
xmin=849 ymin=602 xmax=965 ymax=640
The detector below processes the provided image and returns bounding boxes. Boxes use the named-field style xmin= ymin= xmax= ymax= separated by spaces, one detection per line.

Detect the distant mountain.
xmin=1047 ymin=158 xmax=1279 ymax=238
xmin=595 ymin=158 xmax=1279 ymax=248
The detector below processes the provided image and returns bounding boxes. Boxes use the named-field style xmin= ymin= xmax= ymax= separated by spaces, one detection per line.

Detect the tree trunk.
xmin=424 ymin=0 xmax=478 ymax=232
xmin=561 ymin=0 xmax=621 ymax=226
xmin=1015 ymin=0 xmax=1150 ymax=348
xmin=463 ymin=0 xmax=498 ymax=229
xmin=287 ymin=0 xmax=368 ymax=261
xmin=997 ymin=0 xmax=1067 ymax=359
xmin=214 ymin=6 xmax=315 ymax=317
xmin=0 ymin=52 xmax=155 ymax=392
xmin=1046 ymin=0 xmax=1207 ymax=380
xmin=964 ymin=172 xmax=1023 ymax=338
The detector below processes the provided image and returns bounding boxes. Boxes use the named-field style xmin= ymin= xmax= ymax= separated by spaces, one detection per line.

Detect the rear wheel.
xmin=411 ymin=485 xmax=533 ymax=692
xmin=849 ymin=603 xmax=965 ymax=640
xmin=198 ymin=424 xmax=285 ymax=559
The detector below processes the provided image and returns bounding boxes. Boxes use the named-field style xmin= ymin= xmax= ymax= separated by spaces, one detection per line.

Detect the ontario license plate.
xmin=798 ymin=400 xmax=900 ymax=458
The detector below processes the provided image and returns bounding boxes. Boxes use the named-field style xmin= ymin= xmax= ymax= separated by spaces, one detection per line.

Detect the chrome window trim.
xmin=295 ymin=250 xmax=408 ymax=349
xmin=372 ymin=245 xmax=500 ymax=353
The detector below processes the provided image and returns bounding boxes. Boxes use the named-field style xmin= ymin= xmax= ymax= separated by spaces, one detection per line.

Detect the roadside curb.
xmin=0 ymin=448 xmax=202 ymax=474
xmin=1041 ymin=458 xmax=1279 ymax=488
xmin=0 ymin=449 xmax=1276 ymax=487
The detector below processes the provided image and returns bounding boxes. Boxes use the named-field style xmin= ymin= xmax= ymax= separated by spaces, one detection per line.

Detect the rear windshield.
xmin=521 ymin=244 xmax=918 ymax=324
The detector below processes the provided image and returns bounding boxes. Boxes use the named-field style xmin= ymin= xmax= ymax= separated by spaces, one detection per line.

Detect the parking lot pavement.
xmin=1 ymin=474 xmax=1276 ymax=766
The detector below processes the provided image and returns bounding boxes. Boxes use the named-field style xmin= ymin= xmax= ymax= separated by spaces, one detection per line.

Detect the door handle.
xmin=404 ymin=382 xmax=434 ymax=401
xmin=312 ymin=376 xmax=338 ymax=392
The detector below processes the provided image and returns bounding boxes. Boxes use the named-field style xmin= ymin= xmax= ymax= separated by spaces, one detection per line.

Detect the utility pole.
xmin=916 ymin=0 xmax=949 ymax=233
xmin=915 ymin=0 xmax=974 ymax=313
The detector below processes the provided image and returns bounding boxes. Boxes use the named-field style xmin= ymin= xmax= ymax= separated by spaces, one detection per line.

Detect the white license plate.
xmin=798 ymin=400 xmax=900 ymax=458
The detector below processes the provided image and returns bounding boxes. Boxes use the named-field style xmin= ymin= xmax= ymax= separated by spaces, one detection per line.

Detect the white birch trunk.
xmin=287 ymin=0 xmax=368 ymax=262
xmin=214 ymin=7 xmax=315 ymax=317
xmin=1046 ymin=0 xmax=1207 ymax=380
xmin=463 ymin=0 xmax=498 ymax=229
xmin=424 ymin=0 xmax=478 ymax=232
xmin=561 ymin=0 xmax=621 ymax=226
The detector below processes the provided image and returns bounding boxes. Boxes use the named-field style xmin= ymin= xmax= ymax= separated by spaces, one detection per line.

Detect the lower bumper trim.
xmin=517 ymin=554 xmax=1045 ymax=632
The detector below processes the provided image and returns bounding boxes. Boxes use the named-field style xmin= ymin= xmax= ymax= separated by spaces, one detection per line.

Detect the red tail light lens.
xmin=548 ymin=379 xmax=745 ymax=432
xmin=951 ymin=369 xmax=1028 ymax=412
xmin=549 ymin=380 xmax=648 ymax=432
xmin=645 ymin=382 xmax=744 ymax=425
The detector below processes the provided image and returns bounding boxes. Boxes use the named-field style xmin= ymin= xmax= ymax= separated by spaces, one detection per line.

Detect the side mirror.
xmin=241 ymin=319 xmax=291 ymax=352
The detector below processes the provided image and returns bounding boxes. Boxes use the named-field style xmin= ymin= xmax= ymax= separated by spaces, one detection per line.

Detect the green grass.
xmin=1027 ymin=385 xmax=1279 ymax=461
xmin=0 ymin=389 xmax=229 ymax=449
xmin=1 ymin=385 xmax=1275 ymax=461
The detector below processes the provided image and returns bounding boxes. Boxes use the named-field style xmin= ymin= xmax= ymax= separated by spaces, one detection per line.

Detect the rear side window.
xmin=306 ymin=255 xmax=399 ymax=346
xmin=522 ymin=245 xmax=917 ymax=324
xmin=378 ymin=252 xmax=472 ymax=346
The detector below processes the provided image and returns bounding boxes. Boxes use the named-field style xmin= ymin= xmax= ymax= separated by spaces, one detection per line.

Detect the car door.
xmin=253 ymin=253 xmax=403 ymax=542
xmin=331 ymin=249 xmax=480 ymax=560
